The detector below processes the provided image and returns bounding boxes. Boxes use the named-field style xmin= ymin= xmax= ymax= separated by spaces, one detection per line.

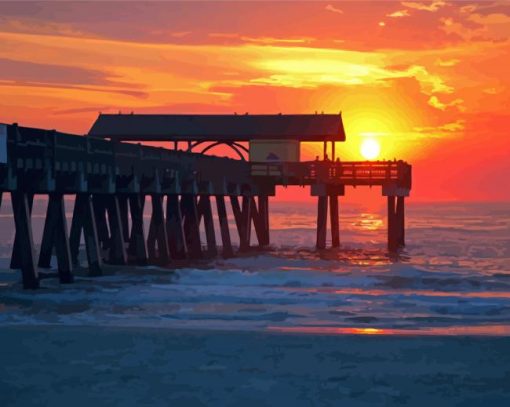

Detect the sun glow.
xmin=360 ymin=138 xmax=380 ymax=160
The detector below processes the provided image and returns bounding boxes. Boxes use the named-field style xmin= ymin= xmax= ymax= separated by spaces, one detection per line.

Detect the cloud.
xmin=250 ymin=52 xmax=453 ymax=97
xmin=401 ymin=1 xmax=446 ymax=12
xmin=468 ymin=12 xmax=510 ymax=26
xmin=0 ymin=27 xmax=459 ymax=112
xmin=412 ymin=119 xmax=465 ymax=139
xmin=0 ymin=57 xmax=107 ymax=86
xmin=325 ymin=4 xmax=343 ymax=15
xmin=240 ymin=36 xmax=312 ymax=45
xmin=428 ymin=95 xmax=464 ymax=110
xmin=387 ymin=10 xmax=410 ymax=18
xmin=208 ymin=32 xmax=239 ymax=39
xmin=207 ymin=33 xmax=313 ymax=46
xmin=436 ymin=58 xmax=460 ymax=67
xmin=0 ymin=80 xmax=147 ymax=99
xmin=483 ymin=87 xmax=503 ymax=95
xmin=52 ymin=106 xmax=112 ymax=115
xmin=0 ymin=16 xmax=92 ymax=38
xmin=460 ymin=4 xmax=478 ymax=14
xmin=441 ymin=11 xmax=510 ymax=42
xmin=170 ymin=31 xmax=192 ymax=38
xmin=400 ymin=65 xmax=453 ymax=94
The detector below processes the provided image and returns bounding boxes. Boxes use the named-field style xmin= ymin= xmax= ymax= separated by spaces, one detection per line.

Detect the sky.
xmin=0 ymin=1 xmax=509 ymax=202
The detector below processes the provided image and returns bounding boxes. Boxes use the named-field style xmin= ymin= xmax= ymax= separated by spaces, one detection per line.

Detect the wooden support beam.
xmin=49 ymin=194 xmax=73 ymax=283
xmin=127 ymin=194 xmax=148 ymax=265
xmin=329 ymin=194 xmax=340 ymax=248
xmin=69 ymin=194 xmax=102 ymax=276
xmin=37 ymin=194 xmax=74 ymax=282
xmin=316 ymin=196 xmax=328 ymax=250
xmin=239 ymin=196 xmax=252 ymax=251
xmin=69 ymin=195 xmax=82 ymax=266
xmin=396 ymin=196 xmax=405 ymax=247
xmin=250 ymin=196 xmax=268 ymax=247
xmin=387 ymin=196 xmax=398 ymax=252
xmin=215 ymin=195 xmax=233 ymax=258
xmin=10 ymin=193 xmax=34 ymax=269
xmin=38 ymin=196 xmax=56 ymax=269
xmin=11 ymin=192 xmax=39 ymax=289
xmin=166 ymin=194 xmax=187 ymax=259
xmin=93 ymin=195 xmax=110 ymax=251
xmin=230 ymin=195 xmax=243 ymax=237
xmin=181 ymin=194 xmax=202 ymax=259
xmin=118 ymin=195 xmax=130 ymax=243
xmin=81 ymin=194 xmax=103 ymax=276
xmin=258 ymin=195 xmax=270 ymax=246
xmin=198 ymin=195 xmax=217 ymax=257
xmin=147 ymin=194 xmax=170 ymax=265
xmin=106 ymin=195 xmax=127 ymax=265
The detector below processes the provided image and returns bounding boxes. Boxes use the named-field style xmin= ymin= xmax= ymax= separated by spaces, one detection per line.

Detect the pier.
xmin=0 ymin=114 xmax=411 ymax=289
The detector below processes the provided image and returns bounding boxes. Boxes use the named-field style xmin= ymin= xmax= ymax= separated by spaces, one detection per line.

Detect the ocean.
xmin=1 ymin=200 xmax=509 ymax=335
xmin=1 ymin=199 xmax=509 ymax=405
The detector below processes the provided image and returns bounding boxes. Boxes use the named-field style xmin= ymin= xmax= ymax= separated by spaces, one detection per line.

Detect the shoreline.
xmin=3 ymin=321 xmax=510 ymax=338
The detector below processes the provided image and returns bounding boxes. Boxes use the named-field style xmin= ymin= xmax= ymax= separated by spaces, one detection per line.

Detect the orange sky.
xmin=0 ymin=1 xmax=509 ymax=201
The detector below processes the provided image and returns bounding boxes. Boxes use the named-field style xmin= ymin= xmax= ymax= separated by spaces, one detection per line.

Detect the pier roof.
xmin=88 ymin=113 xmax=346 ymax=142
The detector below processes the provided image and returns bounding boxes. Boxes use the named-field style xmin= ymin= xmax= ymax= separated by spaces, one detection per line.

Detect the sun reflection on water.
xmin=276 ymin=247 xmax=398 ymax=267
xmin=355 ymin=213 xmax=384 ymax=231
xmin=268 ymin=325 xmax=510 ymax=336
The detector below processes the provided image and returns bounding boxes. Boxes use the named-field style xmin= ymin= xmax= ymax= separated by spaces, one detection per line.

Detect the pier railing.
xmin=250 ymin=160 xmax=412 ymax=189
xmin=0 ymin=124 xmax=253 ymax=195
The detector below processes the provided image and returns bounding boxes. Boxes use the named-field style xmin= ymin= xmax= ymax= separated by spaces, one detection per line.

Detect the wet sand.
xmin=1 ymin=325 xmax=510 ymax=406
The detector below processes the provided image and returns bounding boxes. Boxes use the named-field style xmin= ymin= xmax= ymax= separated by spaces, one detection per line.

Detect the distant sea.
xmin=1 ymin=200 xmax=510 ymax=406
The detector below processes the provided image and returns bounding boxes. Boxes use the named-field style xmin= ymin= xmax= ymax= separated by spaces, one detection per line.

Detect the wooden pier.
xmin=0 ymin=115 xmax=411 ymax=289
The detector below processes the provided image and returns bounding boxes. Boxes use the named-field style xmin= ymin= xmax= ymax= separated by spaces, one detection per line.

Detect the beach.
xmin=2 ymin=325 xmax=510 ymax=406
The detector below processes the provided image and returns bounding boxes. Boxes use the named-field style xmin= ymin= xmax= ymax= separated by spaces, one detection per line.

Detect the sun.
xmin=360 ymin=138 xmax=380 ymax=160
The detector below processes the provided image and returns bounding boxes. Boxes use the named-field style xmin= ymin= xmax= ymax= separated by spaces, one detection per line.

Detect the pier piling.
xmin=38 ymin=193 xmax=73 ymax=283
xmin=48 ymin=193 xmax=73 ymax=283
xmin=92 ymin=195 xmax=110 ymax=255
xmin=240 ymin=196 xmax=252 ymax=251
xmin=10 ymin=193 xmax=33 ymax=269
xmin=127 ymin=194 xmax=148 ymax=265
xmin=316 ymin=196 xmax=328 ymax=250
xmin=106 ymin=195 xmax=128 ymax=265
xmin=11 ymin=192 xmax=39 ymax=289
xmin=70 ymin=193 xmax=103 ymax=276
xmin=216 ymin=195 xmax=233 ymax=258
xmin=396 ymin=196 xmax=406 ymax=247
xmin=166 ymin=194 xmax=187 ymax=259
xmin=147 ymin=194 xmax=170 ymax=265
xmin=329 ymin=195 xmax=340 ymax=248
xmin=181 ymin=194 xmax=202 ymax=259
xmin=198 ymin=195 xmax=218 ymax=257
xmin=257 ymin=195 xmax=270 ymax=246
xmin=387 ymin=195 xmax=406 ymax=252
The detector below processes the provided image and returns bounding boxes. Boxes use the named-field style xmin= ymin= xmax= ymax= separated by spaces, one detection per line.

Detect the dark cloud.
xmin=0 ymin=58 xmax=148 ymax=98
xmin=0 ymin=57 xmax=106 ymax=85
xmin=0 ymin=1 xmax=486 ymax=51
